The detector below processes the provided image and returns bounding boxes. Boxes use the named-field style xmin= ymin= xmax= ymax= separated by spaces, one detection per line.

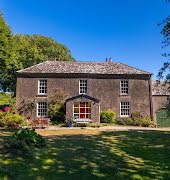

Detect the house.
xmin=16 ymin=59 xmax=154 ymax=124
xmin=152 ymin=81 xmax=170 ymax=127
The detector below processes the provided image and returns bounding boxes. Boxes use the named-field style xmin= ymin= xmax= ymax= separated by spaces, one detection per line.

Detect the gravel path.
xmin=42 ymin=125 xmax=170 ymax=131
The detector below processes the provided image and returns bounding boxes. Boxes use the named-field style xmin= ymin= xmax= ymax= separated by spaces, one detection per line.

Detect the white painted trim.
xmin=79 ymin=79 xmax=87 ymax=95
xmin=38 ymin=79 xmax=47 ymax=95
xmin=120 ymin=80 xmax=129 ymax=96
xmin=119 ymin=102 xmax=130 ymax=117
xmin=37 ymin=101 xmax=48 ymax=118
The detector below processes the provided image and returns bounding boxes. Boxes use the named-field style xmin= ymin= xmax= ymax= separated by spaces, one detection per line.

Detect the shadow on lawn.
xmin=0 ymin=130 xmax=170 ymax=180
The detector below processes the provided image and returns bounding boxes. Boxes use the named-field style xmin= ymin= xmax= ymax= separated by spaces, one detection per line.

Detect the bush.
xmin=115 ymin=116 xmax=153 ymax=127
xmin=5 ymin=128 xmax=46 ymax=154
xmin=0 ymin=112 xmax=25 ymax=127
xmin=49 ymin=103 xmax=65 ymax=124
xmin=48 ymin=89 xmax=67 ymax=124
xmin=100 ymin=109 xmax=115 ymax=123
xmin=115 ymin=117 xmax=134 ymax=126
xmin=131 ymin=112 xmax=143 ymax=119
xmin=140 ymin=116 xmax=153 ymax=127
xmin=0 ymin=92 xmax=16 ymax=113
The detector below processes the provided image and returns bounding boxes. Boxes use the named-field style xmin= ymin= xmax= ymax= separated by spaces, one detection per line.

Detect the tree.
xmin=0 ymin=13 xmax=75 ymax=92
xmin=158 ymin=1 xmax=170 ymax=80
xmin=14 ymin=34 xmax=75 ymax=69
xmin=48 ymin=89 xmax=68 ymax=124
xmin=0 ymin=13 xmax=20 ymax=92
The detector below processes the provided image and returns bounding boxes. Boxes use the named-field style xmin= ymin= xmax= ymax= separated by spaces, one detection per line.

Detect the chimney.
xmin=105 ymin=57 xmax=108 ymax=62
xmin=109 ymin=57 xmax=112 ymax=62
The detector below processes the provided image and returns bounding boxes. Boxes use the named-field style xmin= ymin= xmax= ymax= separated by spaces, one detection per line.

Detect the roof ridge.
xmin=17 ymin=61 xmax=49 ymax=73
xmin=113 ymin=62 xmax=120 ymax=69
xmin=117 ymin=62 xmax=152 ymax=74
xmin=17 ymin=60 xmax=152 ymax=75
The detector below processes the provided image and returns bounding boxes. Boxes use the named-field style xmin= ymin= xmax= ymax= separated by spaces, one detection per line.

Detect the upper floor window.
xmin=37 ymin=101 xmax=48 ymax=117
xmin=79 ymin=80 xmax=87 ymax=94
xmin=120 ymin=102 xmax=130 ymax=117
xmin=120 ymin=80 xmax=128 ymax=95
xmin=38 ymin=80 xmax=47 ymax=95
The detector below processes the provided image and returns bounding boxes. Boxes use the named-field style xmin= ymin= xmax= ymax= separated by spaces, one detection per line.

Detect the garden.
xmin=0 ymin=92 xmax=169 ymax=179
xmin=0 ymin=128 xmax=170 ymax=179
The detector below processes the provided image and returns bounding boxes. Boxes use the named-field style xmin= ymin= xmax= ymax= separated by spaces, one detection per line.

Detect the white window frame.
xmin=120 ymin=102 xmax=130 ymax=117
xmin=120 ymin=80 xmax=129 ymax=95
xmin=79 ymin=80 xmax=87 ymax=94
xmin=37 ymin=101 xmax=48 ymax=118
xmin=38 ymin=80 xmax=47 ymax=95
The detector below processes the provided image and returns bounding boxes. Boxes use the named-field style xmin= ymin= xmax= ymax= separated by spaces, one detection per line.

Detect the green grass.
xmin=0 ymin=129 xmax=170 ymax=180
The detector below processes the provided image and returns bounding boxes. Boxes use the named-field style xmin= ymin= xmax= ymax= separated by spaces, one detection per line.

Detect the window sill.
xmin=36 ymin=94 xmax=47 ymax=97
xmin=119 ymin=94 xmax=129 ymax=97
xmin=120 ymin=116 xmax=130 ymax=118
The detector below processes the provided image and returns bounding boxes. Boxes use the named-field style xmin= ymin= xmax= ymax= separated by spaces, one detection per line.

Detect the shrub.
xmin=5 ymin=128 xmax=46 ymax=154
xmin=18 ymin=98 xmax=36 ymax=119
xmin=131 ymin=112 xmax=143 ymax=119
xmin=100 ymin=109 xmax=115 ymax=123
xmin=115 ymin=116 xmax=153 ymax=127
xmin=87 ymin=123 xmax=101 ymax=128
xmin=140 ymin=116 xmax=153 ymax=127
xmin=0 ymin=112 xmax=25 ymax=127
xmin=0 ymin=92 xmax=16 ymax=113
xmin=48 ymin=89 xmax=67 ymax=124
xmin=115 ymin=117 xmax=134 ymax=126
xmin=48 ymin=103 xmax=65 ymax=123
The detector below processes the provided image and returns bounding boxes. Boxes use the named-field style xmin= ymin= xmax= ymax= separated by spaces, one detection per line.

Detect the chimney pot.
xmin=109 ymin=57 xmax=112 ymax=62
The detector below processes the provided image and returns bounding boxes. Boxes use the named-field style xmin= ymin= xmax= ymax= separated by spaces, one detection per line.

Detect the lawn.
xmin=0 ymin=129 xmax=170 ymax=180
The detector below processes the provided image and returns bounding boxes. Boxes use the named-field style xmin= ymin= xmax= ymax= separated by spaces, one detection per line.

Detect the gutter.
xmin=148 ymin=75 xmax=154 ymax=126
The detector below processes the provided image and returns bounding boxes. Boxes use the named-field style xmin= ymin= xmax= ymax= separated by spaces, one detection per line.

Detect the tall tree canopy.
xmin=14 ymin=34 xmax=75 ymax=69
xmin=158 ymin=1 xmax=170 ymax=80
xmin=0 ymin=13 xmax=75 ymax=92
xmin=0 ymin=13 xmax=19 ymax=92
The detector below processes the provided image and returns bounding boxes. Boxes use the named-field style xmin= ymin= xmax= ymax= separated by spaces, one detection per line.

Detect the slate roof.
xmin=152 ymin=81 xmax=170 ymax=95
xmin=17 ymin=61 xmax=151 ymax=75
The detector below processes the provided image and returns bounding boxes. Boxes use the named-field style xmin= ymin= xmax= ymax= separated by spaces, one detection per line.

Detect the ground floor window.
xmin=37 ymin=102 xmax=48 ymax=117
xmin=74 ymin=102 xmax=91 ymax=119
xmin=120 ymin=102 xmax=130 ymax=117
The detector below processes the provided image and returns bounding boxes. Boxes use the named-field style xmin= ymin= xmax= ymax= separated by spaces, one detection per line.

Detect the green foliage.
xmin=0 ymin=129 xmax=170 ymax=179
xmin=0 ymin=112 xmax=25 ymax=127
xmin=14 ymin=34 xmax=75 ymax=69
xmin=0 ymin=13 xmax=75 ymax=92
xmin=5 ymin=128 xmax=46 ymax=154
xmin=115 ymin=116 xmax=153 ymax=127
xmin=100 ymin=109 xmax=115 ymax=123
xmin=18 ymin=98 xmax=36 ymax=119
xmin=131 ymin=111 xmax=143 ymax=119
xmin=158 ymin=7 xmax=170 ymax=80
xmin=0 ymin=13 xmax=20 ymax=92
xmin=0 ymin=92 xmax=16 ymax=113
xmin=48 ymin=89 xmax=67 ymax=123
xmin=0 ymin=92 xmax=11 ymax=105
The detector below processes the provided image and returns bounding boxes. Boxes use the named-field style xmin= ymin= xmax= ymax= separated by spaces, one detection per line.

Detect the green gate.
xmin=156 ymin=108 xmax=170 ymax=127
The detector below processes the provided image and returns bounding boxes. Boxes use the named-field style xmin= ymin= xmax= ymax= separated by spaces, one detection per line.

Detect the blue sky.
xmin=1 ymin=0 xmax=170 ymax=79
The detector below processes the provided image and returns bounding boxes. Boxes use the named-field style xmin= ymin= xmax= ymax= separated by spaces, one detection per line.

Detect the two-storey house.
xmin=16 ymin=60 xmax=153 ymax=123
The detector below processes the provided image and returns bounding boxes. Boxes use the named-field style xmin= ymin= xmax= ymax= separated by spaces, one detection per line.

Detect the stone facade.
xmin=16 ymin=72 xmax=152 ymax=123
xmin=152 ymin=95 xmax=170 ymax=123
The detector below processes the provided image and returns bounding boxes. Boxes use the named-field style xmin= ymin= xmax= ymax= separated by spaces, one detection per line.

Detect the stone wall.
xmin=16 ymin=73 xmax=151 ymax=121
